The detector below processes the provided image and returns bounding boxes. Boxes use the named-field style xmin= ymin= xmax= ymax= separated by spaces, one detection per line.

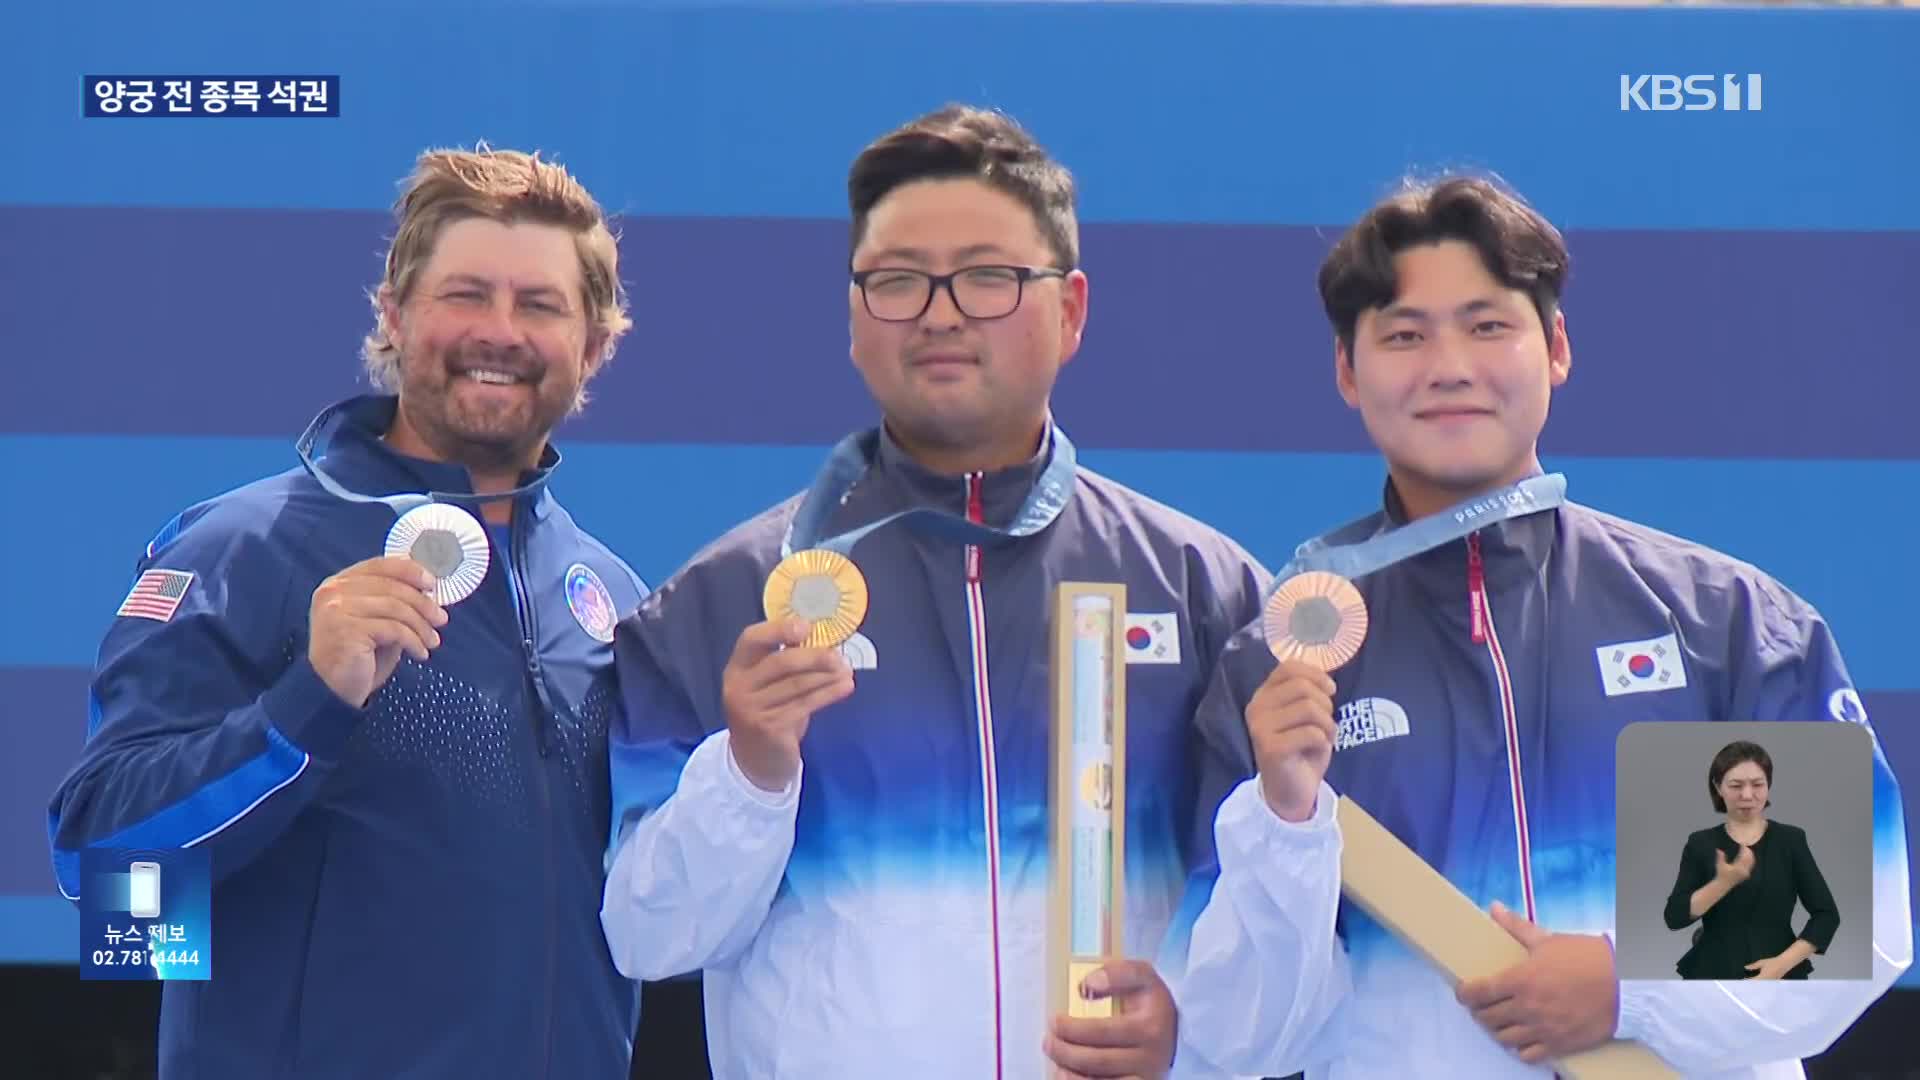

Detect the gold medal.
xmin=763 ymin=549 xmax=869 ymax=648
xmin=1263 ymin=570 xmax=1368 ymax=671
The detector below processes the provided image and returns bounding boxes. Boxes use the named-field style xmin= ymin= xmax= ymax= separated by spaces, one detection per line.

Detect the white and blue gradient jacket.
xmin=1165 ymin=482 xmax=1913 ymax=1079
xmin=599 ymin=426 xmax=1268 ymax=1079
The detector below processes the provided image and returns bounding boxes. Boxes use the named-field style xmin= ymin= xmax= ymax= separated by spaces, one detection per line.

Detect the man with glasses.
xmin=598 ymin=104 xmax=1269 ymax=1078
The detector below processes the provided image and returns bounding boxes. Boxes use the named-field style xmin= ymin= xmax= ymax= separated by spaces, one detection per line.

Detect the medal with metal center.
xmin=763 ymin=549 xmax=869 ymax=648
xmin=384 ymin=503 xmax=490 ymax=606
xmin=1263 ymin=570 xmax=1368 ymax=671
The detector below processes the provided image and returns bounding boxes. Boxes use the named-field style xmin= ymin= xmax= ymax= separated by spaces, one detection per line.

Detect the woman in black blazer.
xmin=1663 ymin=740 xmax=1840 ymax=979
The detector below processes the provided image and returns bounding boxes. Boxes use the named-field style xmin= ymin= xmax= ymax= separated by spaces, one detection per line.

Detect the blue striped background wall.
xmin=2 ymin=1 xmax=1915 ymax=983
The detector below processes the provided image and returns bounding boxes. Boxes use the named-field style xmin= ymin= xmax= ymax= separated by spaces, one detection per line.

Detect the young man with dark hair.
xmin=597 ymin=104 xmax=1269 ymax=1078
xmin=1165 ymin=175 xmax=1911 ymax=1078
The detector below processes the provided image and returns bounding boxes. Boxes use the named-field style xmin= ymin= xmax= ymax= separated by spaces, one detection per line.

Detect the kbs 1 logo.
xmin=1619 ymin=74 xmax=1763 ymax=112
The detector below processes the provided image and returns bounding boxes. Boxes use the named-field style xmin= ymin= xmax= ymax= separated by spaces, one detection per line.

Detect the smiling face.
xmin=1336 ymin=240 xmax=1571 ymax=519
xmin=847 ymin=177 xmax=1087 ymax=472
xmin=380 ymin=216 xmax=601 ymax=475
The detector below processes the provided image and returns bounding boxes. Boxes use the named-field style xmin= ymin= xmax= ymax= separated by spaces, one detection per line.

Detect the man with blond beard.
xmin=50 ymin=146 xmax=648 ymax=1078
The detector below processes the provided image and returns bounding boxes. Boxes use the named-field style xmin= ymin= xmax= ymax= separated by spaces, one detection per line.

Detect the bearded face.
xmin=383 ymin=217 xmax=598 ymax=474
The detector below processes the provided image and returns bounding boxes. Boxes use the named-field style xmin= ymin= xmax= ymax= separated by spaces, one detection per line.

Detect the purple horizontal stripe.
xmin=5 ymin=207 xmax=1916 ymax=457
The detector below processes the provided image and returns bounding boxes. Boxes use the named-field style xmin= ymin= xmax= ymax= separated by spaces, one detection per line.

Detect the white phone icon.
xmin=128 ymin=861 xmax=162 ymax=919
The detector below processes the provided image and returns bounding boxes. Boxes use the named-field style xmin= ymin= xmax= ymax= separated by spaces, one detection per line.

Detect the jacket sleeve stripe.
xmin=48 ymin=724 xmax=310 ymax=898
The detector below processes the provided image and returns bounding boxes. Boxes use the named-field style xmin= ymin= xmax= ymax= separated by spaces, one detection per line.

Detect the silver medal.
xmin=385 ymin=503 xmax=490 ymax=605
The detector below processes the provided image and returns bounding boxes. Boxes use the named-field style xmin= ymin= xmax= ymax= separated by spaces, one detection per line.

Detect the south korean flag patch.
xmin=1596 ymin=632 xmax=1688 ymax=696
xmin=1123 ymin=613 xmax=1181 ymax=665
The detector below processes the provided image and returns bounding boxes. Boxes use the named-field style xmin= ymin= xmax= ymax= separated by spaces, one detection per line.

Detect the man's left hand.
xmin=1043 ymin=959 xmax=1177 ymax=1079
xmin=1455 ymin=901 xmax=1619 ymax=1066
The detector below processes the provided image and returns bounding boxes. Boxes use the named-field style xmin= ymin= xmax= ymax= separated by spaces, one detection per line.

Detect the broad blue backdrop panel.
xmin=3 ymin=1 xmax=1914 ymax=980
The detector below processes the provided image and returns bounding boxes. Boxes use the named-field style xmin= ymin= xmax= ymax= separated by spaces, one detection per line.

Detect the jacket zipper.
xmin=508 ymin=506 xmax=557 ymax=1079
xmin=1468 ymin=532 xmax=1538 ymax=922
xmin=964 ymin=474 xmax=1006 ymax=1080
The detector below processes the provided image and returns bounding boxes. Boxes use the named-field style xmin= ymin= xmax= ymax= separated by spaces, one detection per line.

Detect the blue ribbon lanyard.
xmin=1265 ymin=473 xmax=1568 ymax=604
xmin=293 ymin=401 xmax=547 ymax=519
xmin=779 ymin=424 xmax=1079 ymax=558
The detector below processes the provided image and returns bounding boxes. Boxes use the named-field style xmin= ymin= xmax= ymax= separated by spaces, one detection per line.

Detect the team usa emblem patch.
xmin=564 ymin=564 xmax=617 ymax=643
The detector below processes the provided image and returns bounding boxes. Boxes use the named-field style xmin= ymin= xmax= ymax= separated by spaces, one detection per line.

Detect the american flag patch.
xmin=118 ymin=569 xmax=195 ymax=622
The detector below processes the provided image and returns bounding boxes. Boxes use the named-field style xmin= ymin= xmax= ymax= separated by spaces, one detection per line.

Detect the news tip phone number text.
xmin=91 ymin=949 xmax=202 ymax=966
xmin=85 ymin=76 xmax=338 ymax=117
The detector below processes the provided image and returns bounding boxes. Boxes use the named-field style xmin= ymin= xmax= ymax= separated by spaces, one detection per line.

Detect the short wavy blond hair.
xmin=361 ymin=144 xmax=632 ymax=404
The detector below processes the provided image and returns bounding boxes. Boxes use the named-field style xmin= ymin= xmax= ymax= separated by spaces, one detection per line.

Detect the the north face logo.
xmin=1830 ymin=687 xmax=1869 ymax=726
xmin=1335 ymin=698 xmax=1410 ymax=750
xmin=839 ymin=632 xmax=876 ymax=671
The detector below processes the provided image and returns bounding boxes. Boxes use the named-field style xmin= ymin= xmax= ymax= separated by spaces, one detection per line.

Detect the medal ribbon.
xmin=1265 ymin=473 xmax=1568 ymax=603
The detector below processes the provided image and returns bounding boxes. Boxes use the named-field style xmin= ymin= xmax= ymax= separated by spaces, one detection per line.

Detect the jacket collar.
xmin=869 ymin=421 xmax=1054 ymax=529
xmin=300 ymin=394 xmax=559 ymax=522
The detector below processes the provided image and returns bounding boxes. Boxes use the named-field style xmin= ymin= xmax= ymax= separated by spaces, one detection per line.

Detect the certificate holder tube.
xmin=1048 ymin=582 xmax=1127 ymax=1020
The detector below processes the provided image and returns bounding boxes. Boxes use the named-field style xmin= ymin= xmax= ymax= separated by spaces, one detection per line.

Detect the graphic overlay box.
xmin=79 ymin=847 xmax=210 ymax=981
xmin=83 ymin=76 xmax=339 ymax=117
xmin=1614 ymin=720 xmax=1874 ymax=981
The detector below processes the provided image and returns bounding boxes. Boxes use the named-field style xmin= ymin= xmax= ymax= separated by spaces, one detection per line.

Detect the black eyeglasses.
xmin=851 ymin=264 xmax=1070 ymax=322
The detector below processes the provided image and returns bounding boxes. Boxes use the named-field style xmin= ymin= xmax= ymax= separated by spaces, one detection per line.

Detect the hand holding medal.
xmin=713 ymin=548 xmax=870 ymax=793
xmin=307 ymin=555 xmax=451 ymax=709
xmin=310 ymin=496 xmax=490 ymax=710
xmin=1247 ymin=571 xmax=1369 ymax=822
